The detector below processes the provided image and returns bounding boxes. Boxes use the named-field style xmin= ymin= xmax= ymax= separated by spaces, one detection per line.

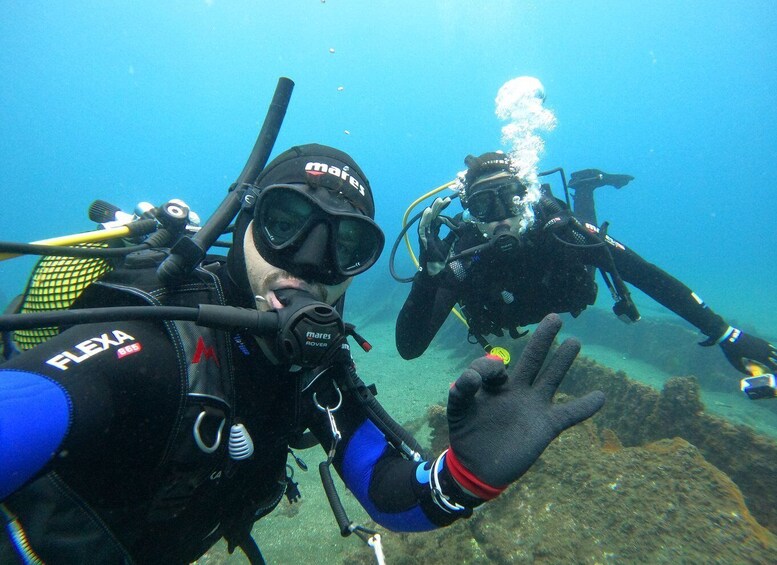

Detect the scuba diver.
xmin=395 ymin=151 xmax=777 ymax=396
xmin=0 ymin=142 xmax=605 ymax=564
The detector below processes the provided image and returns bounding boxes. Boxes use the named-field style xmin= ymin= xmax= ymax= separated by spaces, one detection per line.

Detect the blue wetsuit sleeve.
xmin=0 ymin=370 xmax=71 ymax=500
xmin=340 ymin=418 xmax=469 ymax=532
xmin=341 ymin=419 xmax=436 ymax=532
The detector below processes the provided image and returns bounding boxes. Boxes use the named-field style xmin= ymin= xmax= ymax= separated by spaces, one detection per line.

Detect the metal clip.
xmin=314 ymin=383 xmax=343 ymax=462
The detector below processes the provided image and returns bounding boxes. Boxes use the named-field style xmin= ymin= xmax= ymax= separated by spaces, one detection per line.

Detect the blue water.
xmin=2 ymin=4 xmax=776 ymax=562
xmin=1 ymin=0 xmax=775 ymax=339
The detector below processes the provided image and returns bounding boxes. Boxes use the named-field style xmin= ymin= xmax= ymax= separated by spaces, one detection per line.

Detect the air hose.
xmin=0 ymin=304 xmax=277 ymax=335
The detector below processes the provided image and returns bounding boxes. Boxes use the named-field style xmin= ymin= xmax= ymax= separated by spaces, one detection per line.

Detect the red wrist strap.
xmin=446 ymin=448 xmax=505 ymax=500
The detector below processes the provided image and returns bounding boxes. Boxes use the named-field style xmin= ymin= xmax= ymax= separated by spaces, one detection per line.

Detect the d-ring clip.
xmin=313 ymin=382 xmax=343 ymax=413
xmin=193 ymin=410 xmax=226 ymax=454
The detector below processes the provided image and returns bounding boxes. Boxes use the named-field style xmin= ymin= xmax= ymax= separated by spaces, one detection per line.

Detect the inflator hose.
xmin=320 ymin=461 xmax=352 ymax=536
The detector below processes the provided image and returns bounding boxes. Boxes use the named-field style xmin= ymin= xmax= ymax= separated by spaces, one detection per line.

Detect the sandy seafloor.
xmin=198 ymin=300 xmax=777 ymax=565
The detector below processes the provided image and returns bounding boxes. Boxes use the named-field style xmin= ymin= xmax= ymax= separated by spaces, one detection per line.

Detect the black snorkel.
xmin=157 ymin=77 xmax=295 ymax=283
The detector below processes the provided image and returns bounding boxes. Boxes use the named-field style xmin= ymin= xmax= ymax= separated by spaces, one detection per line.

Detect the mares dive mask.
xmin=249 ymin=183 xmax=385 ymax=286
xmin=461 ymin=151 xmax=531 ymax=225
xmin=464 ymin=174 xmax=528 ymax=223
xmin=461 ymin=170 xmax=530 ymax=253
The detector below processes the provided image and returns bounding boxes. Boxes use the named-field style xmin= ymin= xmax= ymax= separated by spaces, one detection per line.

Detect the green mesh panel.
xmin=14 ymin=246 xmax=114 ymax=351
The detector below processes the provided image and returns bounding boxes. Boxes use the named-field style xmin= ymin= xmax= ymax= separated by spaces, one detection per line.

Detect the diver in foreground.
xmin=395 ymin=151 xmax=777 ymax=395
xmin=0 ymin=143 xmax=604 ymax=564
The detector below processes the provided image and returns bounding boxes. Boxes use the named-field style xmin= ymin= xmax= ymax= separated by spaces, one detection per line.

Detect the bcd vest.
xmin=450 ymin=207 xmax=598 ymax=338
xmin=0 ymin=251 xmax=257 ymax=564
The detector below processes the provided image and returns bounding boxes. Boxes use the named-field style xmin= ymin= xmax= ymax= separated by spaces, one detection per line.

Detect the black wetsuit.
xmin=0 ymin=262 xmax=468 ymax=564
xmin=396 ymin=196 xmax=728 ymax=360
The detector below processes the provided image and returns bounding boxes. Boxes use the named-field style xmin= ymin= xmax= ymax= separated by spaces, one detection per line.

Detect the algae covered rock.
xmin=348 ymin=418 xmax=775 ymax=564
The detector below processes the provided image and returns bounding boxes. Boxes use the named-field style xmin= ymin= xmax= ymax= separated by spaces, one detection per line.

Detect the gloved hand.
xmin=445 ymin=313 xmax=605 ymax=499
xmin=418 ymin=197 xmax=451 ymax=276
xmin=715 ymin=327 xmax=777 ymax=375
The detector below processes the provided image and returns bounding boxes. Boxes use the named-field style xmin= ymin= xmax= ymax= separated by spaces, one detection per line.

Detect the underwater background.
xmin=2 ymin=2 xmax=777 ymax=563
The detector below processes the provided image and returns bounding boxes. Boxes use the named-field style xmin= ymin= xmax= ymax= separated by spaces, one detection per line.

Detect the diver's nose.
xmin=291 ymin=221 xmax=332 ymax=269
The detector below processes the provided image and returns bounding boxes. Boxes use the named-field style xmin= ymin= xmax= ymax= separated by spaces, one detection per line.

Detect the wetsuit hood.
xmin=227 ymin=143 xmax=376 ymax=294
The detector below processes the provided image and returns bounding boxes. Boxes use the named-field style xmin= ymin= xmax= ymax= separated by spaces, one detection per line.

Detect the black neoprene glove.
xmin=418 ymin=197 xmax=450 ymax=276
xmin=445 ymin=313 xmax=605 ymax=498
xmin=714 ymin=326 xmax=777 ymax=375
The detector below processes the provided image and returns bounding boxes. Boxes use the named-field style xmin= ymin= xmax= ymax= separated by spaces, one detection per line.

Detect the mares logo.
xmin=46 ymin=330 xmax=137 ymax=371
xmin=305 ymin=330 xmax=332 ymax=349
xmin=305 ymin=161 xmax=366 ymax=196
xmin=192 ymin=336 xmax=220 ymax=366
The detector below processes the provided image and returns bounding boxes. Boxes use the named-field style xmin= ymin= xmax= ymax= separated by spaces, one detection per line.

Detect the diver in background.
xmin=0 ymin=144 xmax=604 ymax=564
xmin=395 ymin=151 xmax=777 ymax=386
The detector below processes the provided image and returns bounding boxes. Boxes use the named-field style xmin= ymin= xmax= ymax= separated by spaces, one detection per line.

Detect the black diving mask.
xmin=252 ymin=183 xmax=385 ymax=285
xmin=466 ymin=180 xmax=527 ymax=223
